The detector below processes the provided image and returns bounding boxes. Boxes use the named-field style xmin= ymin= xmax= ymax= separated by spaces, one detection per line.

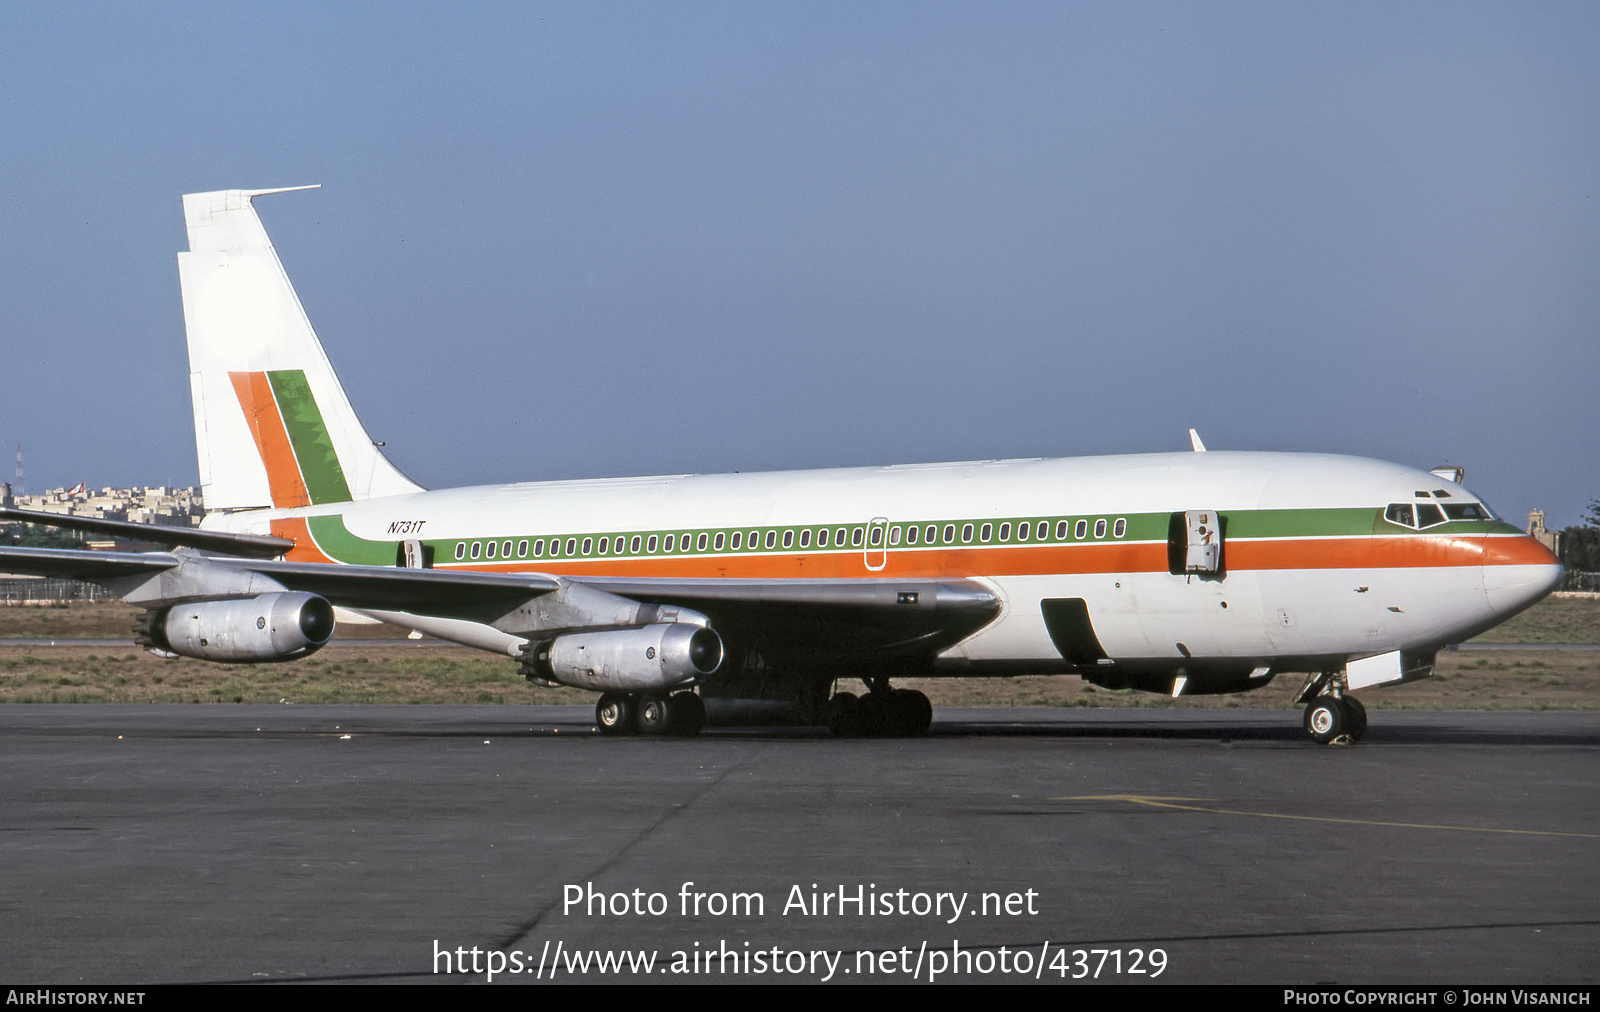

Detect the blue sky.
xmin=1 ymin=3 xmax=1595 ymax=525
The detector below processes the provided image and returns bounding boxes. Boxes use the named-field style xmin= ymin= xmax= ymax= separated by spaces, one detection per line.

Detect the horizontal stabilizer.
xmin=1 ymin=507 xmax=293 ymax=558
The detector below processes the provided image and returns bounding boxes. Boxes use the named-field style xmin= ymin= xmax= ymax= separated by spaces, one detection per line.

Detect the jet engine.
xmin=520 ymin=623 xmax=723 ymax=692
xmin=137 ymin=592 xmax=336 ymax=662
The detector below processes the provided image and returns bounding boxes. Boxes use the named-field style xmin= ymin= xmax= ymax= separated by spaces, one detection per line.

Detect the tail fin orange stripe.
xmin=229 ymin=372 xmax=311 ymax=508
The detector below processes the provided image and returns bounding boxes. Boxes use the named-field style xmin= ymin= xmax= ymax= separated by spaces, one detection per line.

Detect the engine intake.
xmin=520 ymin=623 xmax=723 ymax=692
xmin=137 ymin=592 xmax=335 ymax=662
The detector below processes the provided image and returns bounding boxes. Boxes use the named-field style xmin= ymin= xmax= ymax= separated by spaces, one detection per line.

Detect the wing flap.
xmin=234 ymin=560 xmax=560 ymax=619
xmin=569 ymin=576 xmax=1001 ymax=658
xmin=569 ymin=576 xmax=996 ymax=610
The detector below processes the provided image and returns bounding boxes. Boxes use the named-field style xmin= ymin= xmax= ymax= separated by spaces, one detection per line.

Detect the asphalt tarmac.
xmin=0 ymin=705 xmax=1594 ymax=985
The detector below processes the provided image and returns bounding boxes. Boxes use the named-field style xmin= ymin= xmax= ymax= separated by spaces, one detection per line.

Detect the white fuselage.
xmin=207 ymin=450 xmax=1562 ymax=673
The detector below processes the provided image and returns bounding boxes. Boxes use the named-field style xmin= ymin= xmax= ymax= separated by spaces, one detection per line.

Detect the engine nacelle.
xmin=139 ymin=593 xmax=336 ymax=662
xmin=521 ymin=623 xmax=723 ymax=692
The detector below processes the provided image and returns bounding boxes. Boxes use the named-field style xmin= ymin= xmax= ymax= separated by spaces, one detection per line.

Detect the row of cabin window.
xmin=452 ymin=527 xmax=863 ymax=561
xmin=449 ymin=516 xmax=1131 ymax=561
xmin=891 ymin=517 xmax=1127 ymax=546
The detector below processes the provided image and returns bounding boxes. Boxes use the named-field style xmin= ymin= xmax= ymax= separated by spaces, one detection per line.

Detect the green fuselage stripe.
xmin=305 ymin=511 xmax=1523 ymax=567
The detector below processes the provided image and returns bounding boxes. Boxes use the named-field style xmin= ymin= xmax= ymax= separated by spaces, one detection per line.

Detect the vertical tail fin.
xmin=178 ymin=188 xmax=423 ymax=511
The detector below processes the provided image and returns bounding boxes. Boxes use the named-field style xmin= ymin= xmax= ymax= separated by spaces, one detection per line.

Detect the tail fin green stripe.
xmin=268 ymin=370 xmax=353 ymax=505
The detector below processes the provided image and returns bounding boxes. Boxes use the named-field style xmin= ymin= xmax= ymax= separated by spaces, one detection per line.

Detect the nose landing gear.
xmin=1297 ymin=672 xmax=1369 ymax=745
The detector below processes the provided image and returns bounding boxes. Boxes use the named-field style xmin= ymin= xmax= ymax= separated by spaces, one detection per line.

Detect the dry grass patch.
xmin=0 ymin=601 xmax=142 ymax=639
xmin=0 ymin=643 xmax=590 ymax=705
xmin=1470 ymin=596 xmax=1600 ymax=644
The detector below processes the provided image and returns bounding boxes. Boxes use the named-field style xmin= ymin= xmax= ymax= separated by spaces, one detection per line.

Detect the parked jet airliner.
xmin=0 ymin=187 xmax=1564 ymax=742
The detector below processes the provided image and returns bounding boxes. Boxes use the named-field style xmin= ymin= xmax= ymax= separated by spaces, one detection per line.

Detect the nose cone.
xmin=1483 ymin=537 xmax=1564 ymax=619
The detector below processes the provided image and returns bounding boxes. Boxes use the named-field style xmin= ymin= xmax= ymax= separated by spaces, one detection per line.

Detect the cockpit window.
xmin=1385 ymin=503 xmax=1416 ymax=528
xmin=1443 ymin=503 xmax=1490 ymax=521
xmin=1388 ymin=500 xmax=1491 ymax=529
xmin=1415 ymin=503 xmax=1446 ymax=528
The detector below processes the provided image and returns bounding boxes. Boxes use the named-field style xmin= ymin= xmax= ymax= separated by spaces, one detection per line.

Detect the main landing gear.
xmin=595 ymin=690 xmax=706 ymax=737
xmin=824 ymin=678 xmax=933 ymax=738
xmin=1298 ymin=672 xmax=1368 ymax=745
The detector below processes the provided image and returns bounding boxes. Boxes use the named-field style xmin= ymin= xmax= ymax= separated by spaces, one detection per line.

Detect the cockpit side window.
xmin=1442 ymin=503 xmax=1490 ymax=521
xmin=1384 ymin=503 xmax=1416 ymax=528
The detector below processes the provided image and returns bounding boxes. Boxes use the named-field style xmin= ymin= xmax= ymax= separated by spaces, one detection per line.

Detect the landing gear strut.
xmin=825 ymin=678 xmax=932 ymax=738
xmin=594 ymin=689 xmax=707 ymax=737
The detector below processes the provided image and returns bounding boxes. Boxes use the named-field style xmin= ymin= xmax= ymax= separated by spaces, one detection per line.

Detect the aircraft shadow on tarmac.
xmin=10 ymin=706 xmax=1593 ymax=748
xmin=919 ymin=719 xmax=1600 ymax=747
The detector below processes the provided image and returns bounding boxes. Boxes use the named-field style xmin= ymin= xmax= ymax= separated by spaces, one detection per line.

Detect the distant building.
xmin=1527 ymin=510 xmax=1562 ymax=556
xmin=0 ymin=484 xmax=210 ymax=592
xmin=7 ymin=485 xmax=203 ymax=527
xmin=1 ymin=485 xmax=206 ymax=559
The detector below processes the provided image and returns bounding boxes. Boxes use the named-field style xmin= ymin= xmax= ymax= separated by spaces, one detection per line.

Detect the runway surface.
xmin=0 ymin=705 xmax=1594 ymax=985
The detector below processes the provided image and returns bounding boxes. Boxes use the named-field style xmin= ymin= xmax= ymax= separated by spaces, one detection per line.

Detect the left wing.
xmin=1 ymin=524 xmax=999 ymax=680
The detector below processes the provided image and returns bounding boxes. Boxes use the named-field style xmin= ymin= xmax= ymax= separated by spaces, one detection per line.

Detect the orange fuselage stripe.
xmin=1230 ymin=534 xmax=1554 ymax=571
xmin=272 ymin=522 xmax=1555 ymax=581
xmin=272 ymin=517 xmax=326 ymax=560
xmin=230 ymin=372 xmax=311 ymax=509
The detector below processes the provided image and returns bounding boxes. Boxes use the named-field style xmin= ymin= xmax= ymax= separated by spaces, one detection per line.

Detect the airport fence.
xmin=1562 ymin=571 xmax=1600 ymax=592
xmin=0 ymin=578 xmax=110 ymax=605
